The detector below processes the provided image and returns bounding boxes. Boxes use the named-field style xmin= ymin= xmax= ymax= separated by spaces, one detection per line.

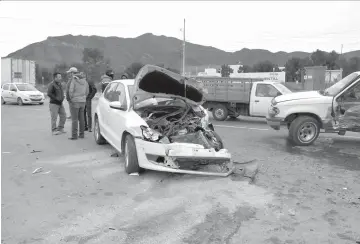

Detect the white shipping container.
xmin=1 ymin=58 xmax=36 ymax=85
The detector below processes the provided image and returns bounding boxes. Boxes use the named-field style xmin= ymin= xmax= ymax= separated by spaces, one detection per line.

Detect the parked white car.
xmin=94 ymin=65 xmax=234 ymax=176
xmin=267 ymin=72 xmax=360 ymax=146
xmin=1 ymin=83 xmax=45 ymax=105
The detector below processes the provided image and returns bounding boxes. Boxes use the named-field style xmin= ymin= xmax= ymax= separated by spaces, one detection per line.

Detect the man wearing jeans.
xmin=47 ymin=72 xmax=66 ymax=135
xmin=84 ymin=79 xmax=97 ymax=132
xmin=67 ymin=70 xmax=89 ymax=140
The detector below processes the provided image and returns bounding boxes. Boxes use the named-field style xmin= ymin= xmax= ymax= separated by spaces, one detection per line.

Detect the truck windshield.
xmin=324 ymin=73 xmax=359 ymax=96
xmin=16 ymin=84 xmax=38 ymax=91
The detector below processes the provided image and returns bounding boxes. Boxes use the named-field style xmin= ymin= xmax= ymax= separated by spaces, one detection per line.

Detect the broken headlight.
xmin=271 ymin=97 xmax=278 ymax=106
xmin=140 ymin=125 xmax=161 ymax=142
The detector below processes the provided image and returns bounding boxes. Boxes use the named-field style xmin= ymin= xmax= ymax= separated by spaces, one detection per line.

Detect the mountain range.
xmin=6 ymin=33 xmax=360 ymax=73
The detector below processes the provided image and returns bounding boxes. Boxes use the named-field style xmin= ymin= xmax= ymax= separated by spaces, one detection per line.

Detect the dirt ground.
xmin=1 ymin=100 xmax=360 ymax=244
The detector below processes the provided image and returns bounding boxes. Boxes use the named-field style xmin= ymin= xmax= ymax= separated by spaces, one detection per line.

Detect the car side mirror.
xmin=11 ymin=89 xmax=17 ymax=92
xmin=109 ymin=101 xmax=126 ymax=111
xmin=276 ymin=92 xmax=282 ymax=96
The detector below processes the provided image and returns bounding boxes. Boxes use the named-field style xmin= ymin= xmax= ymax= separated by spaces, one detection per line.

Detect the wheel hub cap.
xmin=125 ymin=143 xmax=129 ymax=167
xmin=298 ymin=122 xmax=316 ymax=142
xmin=215 ymin=109 xmax=224 ymax=118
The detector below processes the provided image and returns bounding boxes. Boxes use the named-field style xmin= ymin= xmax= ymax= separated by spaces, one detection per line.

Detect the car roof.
xmin=113 ymin=79 xmax=135 ymax=86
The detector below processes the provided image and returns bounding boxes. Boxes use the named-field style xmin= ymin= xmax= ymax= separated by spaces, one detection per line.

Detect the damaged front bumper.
xmin=135 ymin=139 xmax=234 ymax=177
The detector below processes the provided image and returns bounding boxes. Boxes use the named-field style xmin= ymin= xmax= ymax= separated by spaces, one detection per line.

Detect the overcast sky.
xmin=0 ymin=1 xmax=359 ymax=57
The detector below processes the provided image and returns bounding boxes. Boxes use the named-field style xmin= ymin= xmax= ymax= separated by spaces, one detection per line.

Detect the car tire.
xmin=17 ymin=97 xmax=24 ymax=106
xmin=212 ymin=104 xmax=228 ymax=121
xmin=1 ymin=97 xmax=5 ymax=105
xmin=289 ymin=116 xmax=320 ymax=146
xmin=124 ymin=134 xmax=141 ymax=174
xmin=94 ymin=116 xmax=107 ymax=145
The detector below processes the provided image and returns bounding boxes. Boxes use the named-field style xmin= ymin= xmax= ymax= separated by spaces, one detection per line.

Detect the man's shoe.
xmin=68 ymin=137 xmax=78 ymax=140
xmin=56 ymin=129 xmax=66 ymax=135
xmin=79 ymin=135 xmax=85 ymax=139
xmin=84 ymin=127 xmax=88 ymax=131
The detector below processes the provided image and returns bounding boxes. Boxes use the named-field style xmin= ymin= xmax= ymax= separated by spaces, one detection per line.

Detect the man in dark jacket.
xmin=47 ymin=72 xmax=66 ymax=135
xmin=84 ymin=78 xmax=97 ymax=132
xmin=100 ymin=69 xmax=114 ymax=93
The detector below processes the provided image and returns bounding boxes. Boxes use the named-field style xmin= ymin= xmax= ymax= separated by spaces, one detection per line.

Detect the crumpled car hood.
xmin=132 ymin=65 xmax=205 ymax=106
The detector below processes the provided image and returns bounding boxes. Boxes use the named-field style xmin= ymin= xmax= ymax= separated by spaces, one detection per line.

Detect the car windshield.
xmin=324 ymin=73 xmax=359 ymax=96
xmin=16 ymin=84 xmax=38 ymax=91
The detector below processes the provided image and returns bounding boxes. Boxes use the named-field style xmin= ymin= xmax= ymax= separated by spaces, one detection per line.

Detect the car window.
xmin=9 ymin=84 xmax=16 ymax=91
xmin=255 ymin=84 xmax=279 ymax=97
xmin=115 ymin=83 xmax=127 ymax=106
xmin=16 ymin=84 xmax=37 ymax=91
xmin=104 ymin=83 xmax=119 ymax=102
xmin=2 ymin=84 xmax=9 ymax=90
xmin=340 ymin=82 xmax=360 ymax=102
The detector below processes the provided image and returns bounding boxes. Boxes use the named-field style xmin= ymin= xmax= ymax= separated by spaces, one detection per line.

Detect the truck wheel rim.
xmin=215 ymin=109 xmax=224 ymax=118
xmin=125 ymin=142 xmax=129 ymax=168
xmin=298 ymin=122 xmax=317 ymax=143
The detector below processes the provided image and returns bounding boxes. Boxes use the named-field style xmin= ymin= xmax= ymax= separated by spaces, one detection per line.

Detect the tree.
xmin=238 ymin=65 xmax=252 ymax=73
xmin=310 ymin=49 xmax=340 ymax=70
xmin=252 ymin=61 xmax=279 ymax=72
xmin=124 ymin=62 xmax=144 ymax=78
xmin=221 ymin=64 xmax=233 ymax=77
xmin=285 ymin=57 xmax=314 ymax=82
xmin=82 ymin=48 xmax=110 ymax=83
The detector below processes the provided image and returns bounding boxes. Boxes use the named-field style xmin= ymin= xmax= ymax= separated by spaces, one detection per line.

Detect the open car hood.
xmin=132 ymin=65 xmax=205 ymax=106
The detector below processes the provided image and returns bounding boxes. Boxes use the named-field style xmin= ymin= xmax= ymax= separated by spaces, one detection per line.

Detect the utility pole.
xmin=182 ymin=18 xmax=186 ymax=76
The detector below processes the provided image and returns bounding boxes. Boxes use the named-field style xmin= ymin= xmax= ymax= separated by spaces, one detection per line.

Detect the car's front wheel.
xmin=17 ymin=97 xmax=23 ymax=106
xmin=94 ymin=116 xmax=107 ymax=145
xmin=289 ymin=116 xmax=320 ymax=146
xmin=124 ymin=134 xmax=141 ymax=174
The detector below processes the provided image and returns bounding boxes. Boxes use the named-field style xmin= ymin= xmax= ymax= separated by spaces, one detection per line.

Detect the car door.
xmin=98 ymin=82 xmax=119 ymax=142
xmin=108 ymin=83 xmax=128 ymax=148
xmin=1 ymin=84 xmax=10 ymax=101
xmin=251 ymin=83 xmax=281 ymax=117
xmin=8 ymin=84 xmax=18 ymax=102
xmin=334 ymin=80 xmax=360 ymax=129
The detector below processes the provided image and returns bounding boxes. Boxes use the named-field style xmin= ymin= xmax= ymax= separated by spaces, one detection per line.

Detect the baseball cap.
xmin=66 ymin=67 xmax=78 ymax=73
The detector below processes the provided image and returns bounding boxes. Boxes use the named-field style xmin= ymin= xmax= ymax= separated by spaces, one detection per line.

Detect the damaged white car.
xmin=94 ymin=65 xmax=234 ymax=176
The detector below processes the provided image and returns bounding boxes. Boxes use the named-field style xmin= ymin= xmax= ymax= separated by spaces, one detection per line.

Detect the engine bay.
xmin=136 ymin=103 xmax=223 ymax=151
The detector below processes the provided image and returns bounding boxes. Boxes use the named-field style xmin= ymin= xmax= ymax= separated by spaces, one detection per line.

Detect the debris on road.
xmin=111 ymin=152 xmax=119 ymax=157
xmin=42 ymin=171 xmax=51 ymax=175
xmin=30 ymin=150 xmax=42 ymax=154
xmin=32 ymin=167 xmax=43 ymax=174
xmin=109 ymin=227 xmax=116 ymax=231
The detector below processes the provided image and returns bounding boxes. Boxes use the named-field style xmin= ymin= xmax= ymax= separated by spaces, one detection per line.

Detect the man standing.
xmin=66 ymin=67 xmax=78 ymax=120
xmin=67 ymin=69 xmax=89 ymax=140
xmin=84 ymin=77 xmax=97 ymax=132
xmin=47 ymin=72 xmax=66 ymax=135
xmin=100 ymin=69 xmax=114 ymax=93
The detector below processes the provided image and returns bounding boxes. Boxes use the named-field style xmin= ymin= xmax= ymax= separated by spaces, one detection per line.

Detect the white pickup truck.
xmin=267 ymin=72 xmax=360 ymax=146
xmin=196 ymin=77 xmax=292 ymax=120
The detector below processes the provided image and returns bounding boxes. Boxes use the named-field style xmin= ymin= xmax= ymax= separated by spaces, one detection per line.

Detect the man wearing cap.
xmin=65 ymin=67 xmax=78 ymax=120
xmin=100 ymin=69 xmax=114 ymax=93
xmin=66 ymin=68 xmax=89 ymax=140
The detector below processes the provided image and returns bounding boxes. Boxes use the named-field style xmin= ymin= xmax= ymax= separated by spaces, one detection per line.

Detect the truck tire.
xmin=289 ymin=116 xmax=320 ymax=146
xmin=124 ymin=134 xmax=141 ymax=174
xmin=212 ymin=104 xmax=228 ymax=121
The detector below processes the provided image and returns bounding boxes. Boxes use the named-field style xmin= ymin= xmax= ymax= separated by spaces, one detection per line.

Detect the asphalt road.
xmin=1 ymin=99 xmax=360 ymax=244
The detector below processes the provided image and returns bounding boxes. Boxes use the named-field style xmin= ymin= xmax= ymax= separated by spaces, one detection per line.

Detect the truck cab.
xmin=267 ymin=72 xmax=360 ymax=146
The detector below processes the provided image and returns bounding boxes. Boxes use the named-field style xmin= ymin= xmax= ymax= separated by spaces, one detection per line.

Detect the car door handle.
xmin=255 ymin=100 xmax=259 ymax=102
